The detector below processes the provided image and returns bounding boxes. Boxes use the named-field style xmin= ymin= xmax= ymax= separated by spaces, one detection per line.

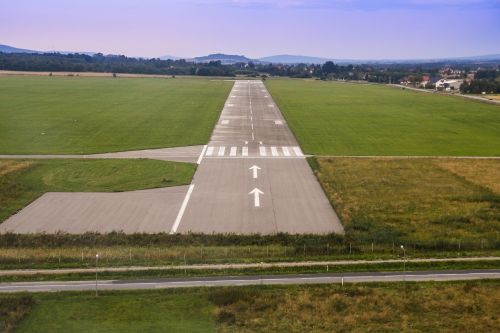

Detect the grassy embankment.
xmin=0 ymin=76 xmax=232 ymax=154
xmin=0 ymin=159 xmax=195 ymax=222
xmin=266 ymin=79 xmax=500 ymax=156
xmin=2 ymin=280 xmax=499 ymax=332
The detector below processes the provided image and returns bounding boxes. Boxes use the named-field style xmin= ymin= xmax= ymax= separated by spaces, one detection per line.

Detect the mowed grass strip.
xmin=0 ymin=76 xmax=232 ymax=154
xmin=0 ymin=159 xmax=195 ymax=222
xmin=5 ymin=281 xmax=499 ymax=332
xmin=13 ymin=290 xmax=216 ymax=333
xmin=266 ymin=79 xmax=500 ymax=156
xmin=310 ymin=157 xmax=500 ymax=243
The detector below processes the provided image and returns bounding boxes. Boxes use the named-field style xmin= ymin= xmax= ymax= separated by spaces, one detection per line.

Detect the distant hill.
xmin=0 ymin=44 xmax=40 ymax=54
xmin=193 ymin=53 xmax=253 ymax=64
xmin=259 ymin=54 xmax=332 ymax=64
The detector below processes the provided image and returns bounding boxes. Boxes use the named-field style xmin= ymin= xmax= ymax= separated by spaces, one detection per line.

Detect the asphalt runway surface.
xmin=177 ymin=80 xmax=343 ymax=234
xmin=0 ymin=80 xmax=342 ymax=234
xmin=0 ymin=270 xmax=498 ymax=293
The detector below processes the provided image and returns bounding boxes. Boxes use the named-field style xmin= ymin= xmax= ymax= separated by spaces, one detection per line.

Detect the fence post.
xmin=349 ymin=243 xmax=352 ymax=255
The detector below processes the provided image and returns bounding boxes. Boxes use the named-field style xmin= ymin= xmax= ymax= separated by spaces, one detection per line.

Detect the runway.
xmin=0 ymin=270 xmax=498 ymax=293
xmin=177 ymin=80 xmax=343 ymax=234
xmin=0 ymin=80 xmax=342 ymax=234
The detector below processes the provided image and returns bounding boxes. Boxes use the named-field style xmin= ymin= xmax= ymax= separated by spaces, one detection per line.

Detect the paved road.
xmin=2 ymin=257 xmax=498 ymax=276
xmin=177 ymin=80 xmax=343 ymax=234
xmin=0 ymin=270 xmax=498 ymax=293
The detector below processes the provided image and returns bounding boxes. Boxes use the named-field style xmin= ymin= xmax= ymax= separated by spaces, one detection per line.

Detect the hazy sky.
xmin=1 ymin=0 xmax=499 ymax=59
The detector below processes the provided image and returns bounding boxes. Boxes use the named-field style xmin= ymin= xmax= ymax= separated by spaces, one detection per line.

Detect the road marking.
xmin=282 ymin=146 xmax=290 ymax=156
xmin=218 ymin=146 xmax=226 ymax=156
xmin=170 ymin=184 xmax=195 ymax=234
xmin=206 ymin=146 xmax=214 ymax=156
xmin=259 ymin=141 xmax=263 ymax=145
xmin=252 ymin=132 xmax=255 ymax=141
xmin=249 ymin=188 xmax=264 ymax=207
xmin=271 ymin=146 xmax=279 ymax=156
xmin=230 ymin=146 xmax=237 ymax=156
xmin=242 ymin=146 xmax=248 ymax=156
xmin=264 ymin=95 xmax=269 ymax=98
xmin=245 ymin=141 xmax=248 ymax=144
xmin=197 ymin=145 xmax=208 ymax=164
xmin=293 ymin=146 xmax=303 ymax=156
xmin=249 ymin=165 xmax=261 ymax=179
xmin=221 ymin=120 xmax=229 ymax=125
xmin=259 ymin=147 xmax=267 ymax=156
xmin=250 ymin=116 xmax=253 ymax=121
xmin=268 ymin=104 xmax=275 ymax=108
xmin=261 ymin=89 xmax=266 ymax=92
xmin=226 ymin=103 xmax=234 ymax=107
xmin=251 ymin=123 xmax=254 ymax=130
xmin=274 ymin=120 xmax=283 ymax=125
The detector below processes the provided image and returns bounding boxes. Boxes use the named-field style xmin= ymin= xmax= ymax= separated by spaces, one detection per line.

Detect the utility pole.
xmin=95 ymin=254 xmax=99 ymax=297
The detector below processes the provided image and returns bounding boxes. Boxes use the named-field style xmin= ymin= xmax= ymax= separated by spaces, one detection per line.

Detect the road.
xmin=177 ymin=80 xmax=343 ymax=234
xmin=2 ymin=257 xmax=498 ymax=276
xmin=0 ymin=270 xmax=498 ymax=293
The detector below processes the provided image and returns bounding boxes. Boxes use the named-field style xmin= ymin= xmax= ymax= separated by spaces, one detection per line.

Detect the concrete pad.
xmin=0 ymin=187 xmax=190 ymax=234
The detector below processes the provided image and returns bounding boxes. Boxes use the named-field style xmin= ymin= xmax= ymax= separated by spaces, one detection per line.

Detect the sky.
xmin=1 ymin=0 xmax=499 ymax=59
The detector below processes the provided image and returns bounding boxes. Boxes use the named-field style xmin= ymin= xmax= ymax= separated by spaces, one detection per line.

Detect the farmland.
xmin=0 ymin=76 xmax=232 ymax=154
xmin=0 ymin=159 xmax=195 ymax=222
xmin=3 ymin=280 xmax=499 ymax=332
xmin=266 ymin=79 xmax=500 ymax=156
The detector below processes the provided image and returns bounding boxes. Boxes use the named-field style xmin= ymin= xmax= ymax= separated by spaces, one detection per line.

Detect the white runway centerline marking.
xmin=230 ymin=146 xmax=237 ymax=156
xmin=170 ymin=184 xmax=195 ymax=234
xmin=218 ymin=146 xmax=226 ymax=156
xmin=242 ymin=146 xmax=248 ymax=156
xmin=206 ymin=146 xmax=214 ymax=156
xmin=271 ymin=146 xmax=279 ymax=156
xmin=282 ymin=146 xmax=291 ymax=156
xmin=292 ymin=146 xmax=303 ymax=156
xmin=259 ymin=147 xmax=267 ymax=156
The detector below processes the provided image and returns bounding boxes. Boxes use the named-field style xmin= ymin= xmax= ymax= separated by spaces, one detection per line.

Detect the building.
xmin=435 ymin=79 xmax=463 ymax=91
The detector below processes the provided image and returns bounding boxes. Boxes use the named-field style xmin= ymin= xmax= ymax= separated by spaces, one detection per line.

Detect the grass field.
xmin=0 ymin=76 xmax=232 ymax=154
xmin=0 ymin=159 xmax=195 ymax=222
xmin=3 ymin=281 xmax=499 ymax=332
xmin=266 ymin=79 xmax=500 ymax=156
xmin=310 ymin=157 xmax=500 ymax=244
xmin=14 ymin=290 xmax=215 ymax=333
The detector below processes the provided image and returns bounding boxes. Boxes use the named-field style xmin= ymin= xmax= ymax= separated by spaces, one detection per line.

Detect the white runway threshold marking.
xmin=259 ymin=147 xmax=267 ymax=156
xmin=282 ymin=146 xmax=291 ymax=156
xmin=271 ymin=146 xmax=279 ymax=156
xmin=230 ymin=146 xmax=237 ymax=156
xmin=206 ymin=146 xmax=214 ymax=156
xmin=293 ymin=146 xmax=304 ymax=156
xmin=218 ymin=146 xmax=226 ymax=156
xmin=170 ymin=184 xmax=195 ymax=234
xmin=242 ymin=146 xmax=249 ymax=156
xmin=197 ymin=145 xmax=208 ymax=164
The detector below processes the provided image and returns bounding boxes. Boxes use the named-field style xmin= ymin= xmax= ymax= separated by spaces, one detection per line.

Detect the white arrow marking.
xmin=249 ymin=165 xmax=261 ymax=179
xmin=249 ymin=188 xmax=264 ymax=207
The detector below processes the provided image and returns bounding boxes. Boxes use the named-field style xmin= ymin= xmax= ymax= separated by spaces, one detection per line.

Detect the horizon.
xmin=1 ymin=0 xmax=500 ymax=60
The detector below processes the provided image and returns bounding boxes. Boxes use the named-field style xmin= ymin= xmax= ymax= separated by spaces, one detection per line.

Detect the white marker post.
xmin=249 ymin=165 xmax=261 ymax=179
xmin=249 ymin=188 xmax=264 ymax=207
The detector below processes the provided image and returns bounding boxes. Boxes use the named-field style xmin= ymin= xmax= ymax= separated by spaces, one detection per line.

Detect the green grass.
xmin=0 ymin=159 xmax=196 ymax=222
xmin=0 ymin=76 xmax=232 ymax=154
xmin=6 ymin=281 xmax=500 ymax=332
xmin=266 ymin=79 xmax=500 ymax=156
xmin=311 ymin=157 xmax=500 ymax=244
xmin=14 ymin=290 xmax=216 ymax=333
